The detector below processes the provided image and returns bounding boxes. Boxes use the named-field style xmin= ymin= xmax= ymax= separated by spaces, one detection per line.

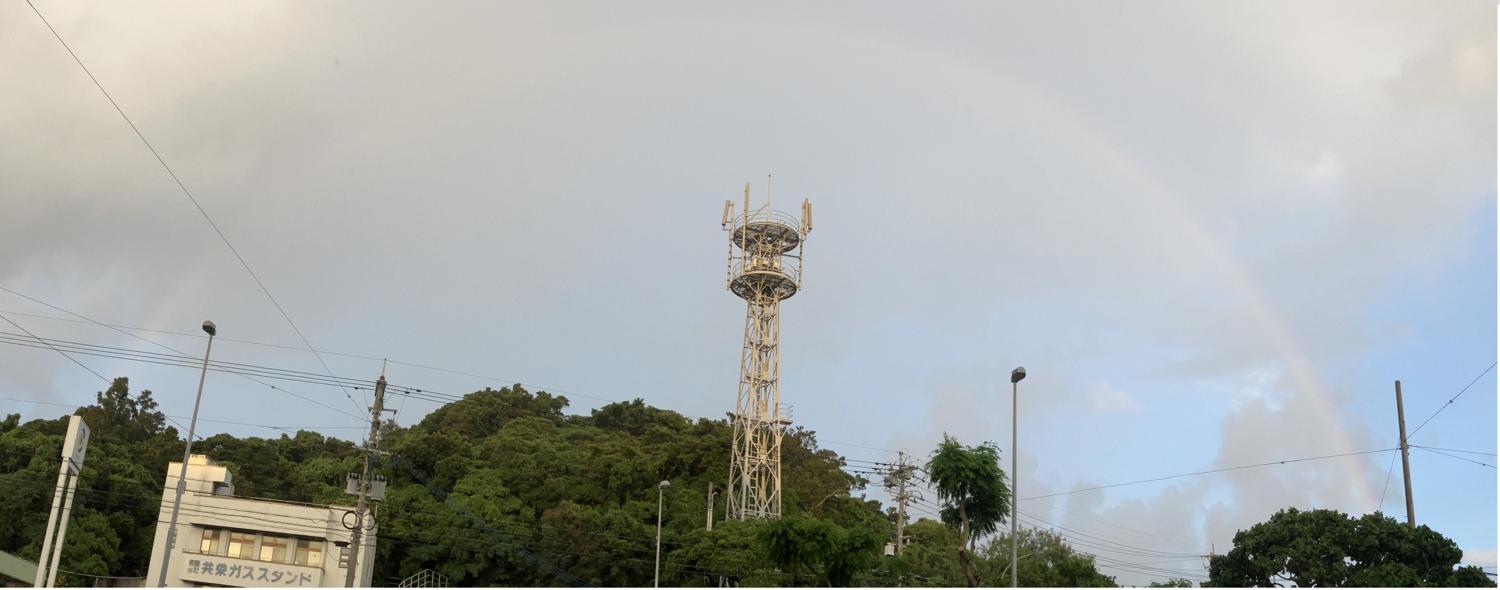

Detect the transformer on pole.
xmin=720 ymin=178 xmax=811 ymax=520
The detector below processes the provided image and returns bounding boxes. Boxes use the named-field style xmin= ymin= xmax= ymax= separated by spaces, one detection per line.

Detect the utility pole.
xmin=344 ymin=371 xmax=386 ymax=587
xmin=885 ymin=451 xmax=917 ymax=555
xmin=1394 ymin=380 xmax=1416 ymax=528
xmin=707 ymin=483 xmax=717 ymax=531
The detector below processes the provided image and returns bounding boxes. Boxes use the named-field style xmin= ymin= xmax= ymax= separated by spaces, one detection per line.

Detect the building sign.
xmin=59 ymin=416 xmax=89 ymax=474
xmin=183 ymin=558 xmax=320 ymax=587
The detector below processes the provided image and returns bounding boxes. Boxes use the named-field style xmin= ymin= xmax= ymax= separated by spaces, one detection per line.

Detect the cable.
xmin=0 ymin=331 xmax=371 ymax=387
xmin=1417 ymin=446 xmax=1497 ymax=469
xmin=1408 ymin=361 xmax=1498 ymax=439
xmin=23 ymin=0 xmax=367 ymax=417
xmin=0 ymin=396 xmax=365 ymax=432
xmin=0 ymin=313 xmax=207 ymax=435
xmin=1377 ymin=449 xmax=1398 ymax=514
xmin=821 ymin=439 xmax=902 ymax=455
xmin=1016 ymin=511 xmax=1204 ymax=558
xmin=1025 ymin=497 xmax=1203 ymax=551
xmin=0 ymin=287 xmax=367 ymax=423
xmin=1410 ymin=445 xmax=1497 ymax=457
xmin=0 ymin=307 xmax=622 ymax=406
xmin=1020 ymin=448 xmax=1396 ymax=501
xmin=0 ymin=312 xmax=108 ymax=384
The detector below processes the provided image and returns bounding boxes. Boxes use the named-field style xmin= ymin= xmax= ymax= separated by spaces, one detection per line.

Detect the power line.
xmin=1015 ymin=511 xmax=1203 ymax=559
xmin=1020 ymin=448 xmax=1396 ymax=501
xmin=0 ymin=306 xmax=622 ymax=406
xmin=0 ymin=331 xmax=375 ymax=389
xmin=23 ymin=0 xmax=367 ymax=417
xmin=0 ymin=312 xmax=201 ymax=435
xmin=1408 ymin=361 xmax=1497 ymax=439
xmin=0 ymin=395 xmax=365 ymax=433
xmin=1377 ymin=448 xmax=1399 ymax=514
xmin=1417 ymin=446 xmax=1497 ymax=469
xmin=0 ymin=287 xmax=367 ymax=423
xmin=1025 ymin=497 xmax=1204 ymax=551
xmin=0 ymin=312 xmax=108 ymax=384
xmin=1410 ymin=445 xmax=1497 ymax=457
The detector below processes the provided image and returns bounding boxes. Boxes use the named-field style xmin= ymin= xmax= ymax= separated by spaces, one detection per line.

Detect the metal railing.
xmin=730 ymin=257 xmax=800 ymax=287
xmin=731 ymin=209 xmax=802 ymax=235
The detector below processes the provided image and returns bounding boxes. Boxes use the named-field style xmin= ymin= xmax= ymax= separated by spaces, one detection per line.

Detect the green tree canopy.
xmin=926 ymin=434 xmax=1010 ymax=586
xmin=1206 ymin=507 xmax=1495 ymax=587
xmin=977 ymin=528 xmax=1116 ymax=587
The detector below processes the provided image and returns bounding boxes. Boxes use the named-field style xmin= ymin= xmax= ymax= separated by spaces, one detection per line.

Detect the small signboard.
xmin=59 ymin=416 xmax=89 ymax=474
xmin=183 ymin=558 xmax=321 ymax=587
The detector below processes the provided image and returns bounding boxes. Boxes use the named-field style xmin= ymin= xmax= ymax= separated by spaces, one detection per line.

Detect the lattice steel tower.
xmin=720 ymin=180 xmax=811 ymax=520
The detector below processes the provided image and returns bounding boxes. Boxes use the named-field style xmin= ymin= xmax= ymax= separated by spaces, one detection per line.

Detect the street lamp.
xmin=1009 ymin=366 xmax=1026 ymax=589
xmin=655 ymin=479 xmax=670 ymax=588
xmin=158 ymin=321 xmax=216 ymax=587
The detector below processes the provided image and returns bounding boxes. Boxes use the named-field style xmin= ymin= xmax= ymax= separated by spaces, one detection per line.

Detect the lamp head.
xmin=202 ymin=320 xmax=217 ymax=336
xmin=659 ymin=480 xmax=671 ymax=489
xmin=1010 ymin=367 xmax=1026 ymax=384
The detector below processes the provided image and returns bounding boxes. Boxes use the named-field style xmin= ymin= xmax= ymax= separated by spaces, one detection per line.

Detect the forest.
xmin=0 ymin=378 xmax=1489 ymax=587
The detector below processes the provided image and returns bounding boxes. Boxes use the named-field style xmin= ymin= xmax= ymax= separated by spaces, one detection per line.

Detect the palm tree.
xmin=926 ymin=435 xmax=1011 ymax=587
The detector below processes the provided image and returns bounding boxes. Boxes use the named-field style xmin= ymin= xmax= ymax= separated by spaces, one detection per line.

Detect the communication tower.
xmin=720 ymin=179 xmax=812 ymax=520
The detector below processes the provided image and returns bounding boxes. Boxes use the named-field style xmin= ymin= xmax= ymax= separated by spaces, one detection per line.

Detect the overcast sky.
xmin=2 ymin=1 xmax=1495 ymax=585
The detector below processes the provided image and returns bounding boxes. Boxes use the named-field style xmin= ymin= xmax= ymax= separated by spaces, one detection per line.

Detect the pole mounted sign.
xmin=35 ymin=415 xmax=89 ymax=587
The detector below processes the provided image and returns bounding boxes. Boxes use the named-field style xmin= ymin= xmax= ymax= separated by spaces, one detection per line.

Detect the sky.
xmin=1 ymin=0 xmax=1495 ymax=585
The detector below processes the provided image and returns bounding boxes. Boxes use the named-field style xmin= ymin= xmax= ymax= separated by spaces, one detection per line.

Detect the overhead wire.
xmin=23 ymin=0 xmax=368 ymax=418
xmin=1417 ymin=446 xmax=1497 ymax=469
xmin=0 ymin=287 xmax=367 ymax=422
xmin=1020 ymin=448 xmax=1396 ymax=501
xmin=0 ymin=312 xmax=108 ymax=384
xmin=1408 ymin=361 xmax=1497 ymax=439
xmin=0 ymin=396 xmax=366 ymax=433
xmin=1410 ymin=445 xmax=1496 ymax=457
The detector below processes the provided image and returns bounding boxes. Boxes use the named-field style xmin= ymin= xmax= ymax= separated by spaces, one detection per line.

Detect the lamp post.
xmin=1009 ymin=366 xmax=1026 ymax=589
xmin=157 ymin=321 xmax=216 ymax=587
xmin=656 ymin=479 xmax=670 ymax=588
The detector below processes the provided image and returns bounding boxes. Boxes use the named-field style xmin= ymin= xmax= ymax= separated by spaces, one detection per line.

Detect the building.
xmin=0 ymin=550 xmax=36 ymax=587
xmin=145 ymin=455 xmax=376 ymax=588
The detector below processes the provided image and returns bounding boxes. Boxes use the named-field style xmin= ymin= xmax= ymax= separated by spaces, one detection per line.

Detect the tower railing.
xmin=729 ymin=209 xmax=802 ymax=235
xmin=729 ymin=258 xmax=801 ymax=287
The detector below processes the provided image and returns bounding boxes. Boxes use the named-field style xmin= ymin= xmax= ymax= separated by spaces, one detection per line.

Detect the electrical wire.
xmin=1408 ymin=361 xmax=1498 ymax=439
xmin=0 ymin=396 xmax=365 ymax=433
xmin=0 ymin=312 xmax=108 ymax=384
xmin=0 ymin=287 xmax=367 ymax=423
xmin=1020 ymin=448 xmax=1396 ymax=501
xmin=1417 ymin=446 xmax=1497 ymax=469
xmin=23 ymin=0 xmax=368 ymax=418
xmin=1377 ymin=448 xmax=1399 ymax=515
xmin=1410 ymin=445 xmax=1497 ymax=457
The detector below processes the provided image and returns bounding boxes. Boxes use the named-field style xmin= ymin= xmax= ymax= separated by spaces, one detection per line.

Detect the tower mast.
xmin=721 ymin=181 xmax=811 ymax=520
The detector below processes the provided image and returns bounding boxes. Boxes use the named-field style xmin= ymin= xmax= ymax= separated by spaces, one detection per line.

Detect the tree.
xmin=977 ymin=528 xmax=1116 ymax=587
xmin=925 ymin=435 xmax=1010 ymax=587
xmin=1149 ymin=578 xmax=1194 ymax=587
xmin=897 ymin=518 xmax=967 ymax=586
xmin=757 ymin=515 xmax=884 ymax=586
xmin=1206 ymin=508 xmax=1496 ymax=587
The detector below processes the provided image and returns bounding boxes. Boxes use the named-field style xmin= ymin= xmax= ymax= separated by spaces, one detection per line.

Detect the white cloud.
xmin=1463 ymin=548 xmax=1497 ymax=568
xmin=1086 ymin=382 xmax=1140 ymax=414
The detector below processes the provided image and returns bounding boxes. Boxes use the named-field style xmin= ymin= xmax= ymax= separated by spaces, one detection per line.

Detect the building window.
xmin=294 ymin=539 xmax=324 ymax=567
xmin=226 ymin=531 xmax=255 ymax=559
xmin=199 ymin=527 xmax=223 ymax=555
xmin=337 ymin=544 xmax=350 ymax=569
xmin=259 ymin=535 xmax=290 ymax=563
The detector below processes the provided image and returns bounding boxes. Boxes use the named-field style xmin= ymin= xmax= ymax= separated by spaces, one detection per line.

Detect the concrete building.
xmin=145 ymin=455 xmax=376 ymax=588
xmin=0 ymin=550 xmax=36 ymax=587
